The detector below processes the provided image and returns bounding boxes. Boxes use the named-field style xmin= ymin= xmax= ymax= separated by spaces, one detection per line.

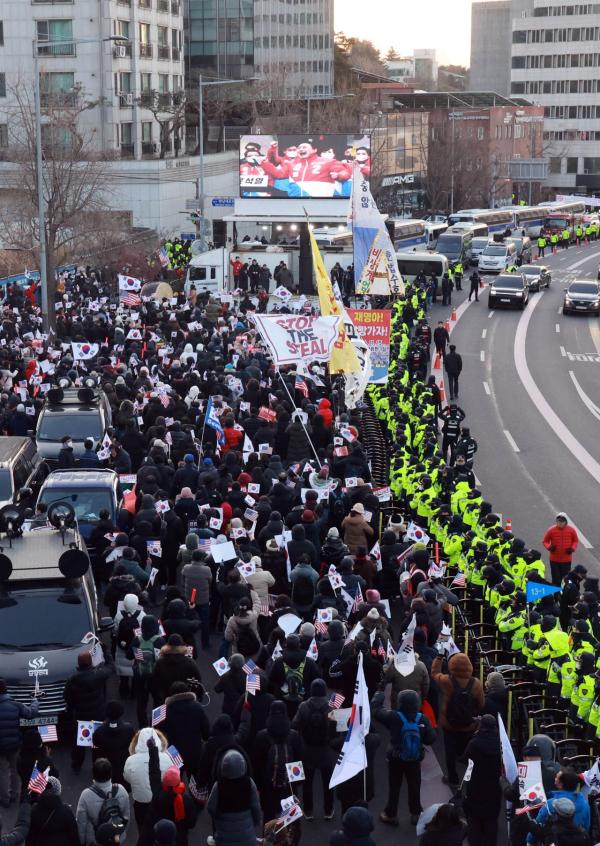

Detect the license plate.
xmin=576 ymin=305 xmax=588 ymax=310
xmin=500 ymin=298 xmax=511 ymax=303
xmin=20 ymin=716 xmax=58 ymax=726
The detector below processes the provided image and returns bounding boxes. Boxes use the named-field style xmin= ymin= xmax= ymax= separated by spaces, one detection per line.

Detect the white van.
xmin=184 ymin=248 xmax=296 ymax=295
xmin=478 ymin=241 xmax=518 ymax=273
xmin=396 ymin=251 xmax=449 ymax=282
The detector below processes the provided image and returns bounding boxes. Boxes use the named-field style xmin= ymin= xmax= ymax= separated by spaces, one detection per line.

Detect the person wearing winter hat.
xmin=94 ymin=821 xmax=124 ymax=845
xmin=113 ymin=593 xmax=145 ymax=698
xmin=483 ymin=672 xmax=508 ymax=724
xmin=123 ymin=728 xmax=172 ymax=829
xmin=138 ymin=737 xmax=198 ymax=846
xmin=152 ymin=819 xmax=177 ymax=846
xmin=531 ymin=767 xmax=590 ymax=835
xmin=93 ymin=701 xmax=135 ymax=787
xmin=292 ymin=679 xmax=336 ymax=820
xmin=76 ymin=758 xmax=129 ymax=846
xmin=207 ymin=749 xmax=262 ymax=846
xmin=462 ymin=714 xmax=502 ymax=846
xmin=28 ymin=776 xmax=80 ymax=846
xmin=341 ymin=504 xmax=374 ymax=554
xmin=252 ymin=700 xmax=304 ymax=821
xmin=329 ymin=806 xmax=377 ymax=846
xmin=64 ymin=649 xmax=115 ymax=774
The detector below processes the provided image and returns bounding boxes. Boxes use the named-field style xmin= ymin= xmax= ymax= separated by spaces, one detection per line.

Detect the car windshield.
xmin=0 ymin=588 xmax=92 ymax=649
xmin=544 ymin=216 xmax=569 ymax=230
xmin=0 ymin=470 xmax=12 ymax=501
xmin=520 ymin=265 xmax=539 ymax=275
xmin=471 ymin=238 xmax=489 ymax=250
xmin=38 ymin=489 xmax=113 ymax=522
xmin=494 ymin=277 xmax=524 ymax=289
xmin=569 ymin=283 xmax=599 ymax=294
xmin=436 ymin=236 xmax=462 ymax=256
xmin=483 ymin=246 xmax=507 ymax=256
xmin=38 ymin=411 xmax=103 ymax=441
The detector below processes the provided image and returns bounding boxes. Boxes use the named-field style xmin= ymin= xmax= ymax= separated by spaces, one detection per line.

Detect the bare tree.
xmin=139 ymin=89 xmax=186 ymax=158
xmin=0 ymin=82 xmax=130 ymax=324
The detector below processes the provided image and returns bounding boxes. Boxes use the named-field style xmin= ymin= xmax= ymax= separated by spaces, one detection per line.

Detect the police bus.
xmin=511 ymin=206 xmax=547 ymax=238
xmin=447 ymin=208 xmax=513 ymax=233
xmin=385 ymin=219 xmax=428 ymax=251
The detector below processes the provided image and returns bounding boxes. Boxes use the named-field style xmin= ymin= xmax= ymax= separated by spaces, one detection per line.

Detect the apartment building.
xmin=0 ymin=0 xmax=185 ymax=159
xmin=470 ymin=1 xmax=512 ymax=95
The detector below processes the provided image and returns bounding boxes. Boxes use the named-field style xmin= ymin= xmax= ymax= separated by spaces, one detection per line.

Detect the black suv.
xmin=35 ymin=387 xmax=112 ymax=465
xmin=488 ymin=272 xmax=530 ymax=310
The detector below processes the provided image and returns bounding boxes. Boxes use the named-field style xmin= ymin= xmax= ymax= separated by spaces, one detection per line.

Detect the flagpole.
xmin=275 ymin=368 xmax=322 ymax=468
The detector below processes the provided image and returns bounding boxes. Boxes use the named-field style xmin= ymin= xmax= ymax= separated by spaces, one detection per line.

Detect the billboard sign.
xmin=347 ymin=309 xmax=391 ymax=384
xmin=239 ymin=134 xmax=370 ymax=199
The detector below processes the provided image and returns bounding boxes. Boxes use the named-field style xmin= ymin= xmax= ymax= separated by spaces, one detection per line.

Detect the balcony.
xmin=171 ymin=1 xmax=180 ymax=13
xmin=157 ymin=0 xmax=169 ymax=10
xmin=158 ymin=93 xmax=172 ymax=110
xmin=120 ymin=143 xmax=135 ymax=158
xmin=36 ymin=43 xmax=75 ymax=57
xmin=139 ymin=43 xmax=152 ymax=58
xmin=171 ymin=47 xmax=180 ymax=61
xmin=157 ymin=45 xmax=170 ymax=60
xmin=119 ymin=92 xmax=134 ymax=107
xmin=140 ymin=91 xmax=154 ymax=108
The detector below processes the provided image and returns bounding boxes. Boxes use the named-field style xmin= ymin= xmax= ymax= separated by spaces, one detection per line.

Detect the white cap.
xmin=556 ymin=512 xmax=568 ymax=520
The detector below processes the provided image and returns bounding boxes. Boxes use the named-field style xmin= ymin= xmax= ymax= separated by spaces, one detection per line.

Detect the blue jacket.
xmin=79 ymin=449 xmax=100 ymax=468
xmin=533 ymin=790 xmax=590 ymax=833
xmin=0 ymin=694 xmax=39 ymax=751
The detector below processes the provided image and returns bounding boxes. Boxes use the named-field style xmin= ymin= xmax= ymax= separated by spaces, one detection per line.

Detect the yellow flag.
xmin=309 ymin=226 xmax=361 ymax=374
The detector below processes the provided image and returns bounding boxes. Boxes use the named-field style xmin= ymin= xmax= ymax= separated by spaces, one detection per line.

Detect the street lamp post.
xmin=32 ymin=35 xmax=127 ymax=329
xmin=196 ymin=75 xmax=258 ymax=250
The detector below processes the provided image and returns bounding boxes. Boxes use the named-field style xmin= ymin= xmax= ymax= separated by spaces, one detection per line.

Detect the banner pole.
xmin=276 ymin=368 xmax=322 ymax=468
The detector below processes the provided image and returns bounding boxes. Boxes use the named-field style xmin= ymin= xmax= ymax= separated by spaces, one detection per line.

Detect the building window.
xmin=114 ymin=20 xmax=130 ymax=39
xmin=140 ymin=72 xmax=151 ymax=92
xmin=477 ymin=127 xmax=485 ymax=140
xmin=40 ymin=71 xmax=75 ymax=105
xmin=0 ymin=73 xmax=5 ymax=98
xmin=119 ymin=72 xmax=131 ymax=93
xmin=567 ymin=157 xmax=579 ymax=173
xmin=0 ymin=124 xmax=7 ymax=147
xmin=142 ymin=122 xmax=152 ymax=143
xmin=36 ymin=19 xmax=74 ymax=55
xmin=0 ymin=22 xmax=3 ymax=46
xmin=120 ymin=122 xmax=133 ymax=156
xmin=549 ymin=157 xmax=562 ymax=174
xmin=158 ymin=73 xmax=169 ymax=93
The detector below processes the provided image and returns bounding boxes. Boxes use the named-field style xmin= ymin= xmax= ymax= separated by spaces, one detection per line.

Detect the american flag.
xmin=38 ymin=725 xmax=58 ymax=743
xmin=167 ymin=745 xmax=184 ymax=768
xmin=451 ymin=572 xmax=466 ymax=588
xmin=197 ymin=538 xmax=212 ymax=552
xmin=258 ymin=600 xmax=272 ymax=617
xmin=158 ymin=392 xmax=170 ymax=409
xmin=188 ymin=775 xmax=208 ymax=803
xmin=246 ymin=673 xmax=260 ymax=693
xmin=120 ymin=291 xmax=142 ymax=307
xmin=295 ymin=374 xmax=309 ymax=398
xmin=377 ymin=641 xmax=386 ymax=659
xmin=328 ymin=692 xmax=345 ymax=710
xmin=133 ymin=647 xmax=144 ymax=662
xmin=158 ymin=247 xmax=170 ymax=268
xmin=28 ymin=766 xmax=48 ymax=794
xmin=242 ymin=658 xmax=257 ymax=675
xmin=152 ymin=705 xmax=167 ymax=726
xmin=352 ymin=584 xmax=364 ymax=614
xmin=314 ymin=621 xmax=328 ymax=635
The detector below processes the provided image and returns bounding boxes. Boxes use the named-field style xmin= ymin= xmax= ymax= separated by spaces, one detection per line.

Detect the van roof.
xmin=0 ymin=437 xmax=31 ymax=466
xmin=41 ymin=469 xmax=118 ymax=489
xmin=5 ymin=526 xmax=87 ymax=581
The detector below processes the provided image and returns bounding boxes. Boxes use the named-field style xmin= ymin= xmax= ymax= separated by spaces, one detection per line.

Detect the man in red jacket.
xmin=542 ymin=512 xmax=579 ymax=586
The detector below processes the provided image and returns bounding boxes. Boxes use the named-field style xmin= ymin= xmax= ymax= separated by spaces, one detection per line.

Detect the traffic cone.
xmin=480 ymin=278 xmax=484 ymax=288
xmin=439 ymin=381 xmax=446 ymax=403
xmin=505 ymin=517 xmax=512 ymax=532
xmin=434 ymin=352 xmax=441 ymax=369
xmin=451 ymin=307 xmax=457 ymax=321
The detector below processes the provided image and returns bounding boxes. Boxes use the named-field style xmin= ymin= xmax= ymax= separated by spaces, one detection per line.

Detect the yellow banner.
xmin=309 ymin=227 xmax=361 ymax=374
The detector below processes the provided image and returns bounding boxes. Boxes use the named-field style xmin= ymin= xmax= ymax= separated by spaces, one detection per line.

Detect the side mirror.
xmin=98 ymin=616 xmax=114 ymax=632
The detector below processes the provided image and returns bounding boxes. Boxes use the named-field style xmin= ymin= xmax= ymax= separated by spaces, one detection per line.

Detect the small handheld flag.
xmin=38 ymin=725 xmax=58 ymax=743
xmin=28 ymin=765 xmax=49 ymax=794
xmin=152 ymin=705 xmax=167 ymax=726
xmin=242 ymin=658 xmax=257 ymax=675
xmin=246 ymin=673 xmax=260 ymax=695
xmin=286 ymin=761 xmax=305 ymax=783
xmin=328 ymin=692 xmax=345 ymax=710
xmin=167 ymin=745 xmax=184 ymax=768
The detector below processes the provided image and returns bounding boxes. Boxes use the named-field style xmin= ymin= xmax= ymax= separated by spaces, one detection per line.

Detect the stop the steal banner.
xmin=251 ymin=314 xmax=341 ymax=366
xmin=347 ymin=309 xmax=391 ymax=384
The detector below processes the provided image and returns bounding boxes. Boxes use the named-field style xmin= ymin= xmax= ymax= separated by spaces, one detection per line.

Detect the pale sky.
xmin=334 ymin=0 xmax=474 ymax=67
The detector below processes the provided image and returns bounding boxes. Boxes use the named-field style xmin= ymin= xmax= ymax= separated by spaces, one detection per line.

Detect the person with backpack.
xmin=206 ymin=749 xmax=263 ymax=846
xmin=76 ymin=758 xmax=129 ymax=846
xmin=371 ymin=688 xmax=436 ymax=826
xmin=92 ymin=702 xmax=135 ymax=788
xmin=252 ymin=700 xmax=304 ymax=823
xmin=462 ymin=714 xmax=501 ymax=846
xmin=268 ymin=634 xmax=321 ymax=717
xmin=431 ymin=652 xmax=484 ymax=788
xmin=151 ymin=635 xmax=202 ymax=706
xmin=113 ymin=593 xmax=145 ymax=699
xmin=292 ymin=679 xmax=336 ymax=820
xmin=138 ymin=737 xmax=198 ymax=846
xmin=128 ymin=615 xmax=166 ymax=728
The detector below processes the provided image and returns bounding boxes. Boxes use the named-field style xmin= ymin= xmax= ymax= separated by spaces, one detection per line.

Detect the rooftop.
xmin=392 ymin=91 xmax=533 ymax=110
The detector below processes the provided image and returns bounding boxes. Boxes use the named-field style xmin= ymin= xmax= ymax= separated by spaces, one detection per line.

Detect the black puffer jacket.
xmin=0 ymin=695 xmax=38 ymax=752
xmin=26 ymin=794 xmax=79 ymax=846
xmin=63 ymin=660 xmax=115 ymax=721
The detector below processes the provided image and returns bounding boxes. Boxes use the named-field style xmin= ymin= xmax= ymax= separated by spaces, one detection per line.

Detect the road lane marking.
xmin=488 ymin=311 xmax=494 ymax=319
xmin=566 ymin=250 xmax=600 ymax=271
xmin=474 ymin=474 xmax=482 ymax=486
xmin=557 ymin=307 xmax=562 ymax=314
xmin=480 ymin=350 xmax=485 ymax=362
xmin=564 ymin=510 xmax=593 ymax=549
xmin=560 ymin=346 xmax=566 ymax=357
xmin=515 ymin=292 xmax=600 ymax=489
xmin=481 ymin=329 xmax=487 ymax=339
xmin=589 ymin=320 xmax=600 ymax=355
xmin=483 ymin=381 xmax=491 ymax=395
xmin=569 ymin=370 xmax=600 ymax=425
xmin=555 ymin=324 xmax=560 ymax=333
xmin=503 ymin=429 xmax=520 ymax=452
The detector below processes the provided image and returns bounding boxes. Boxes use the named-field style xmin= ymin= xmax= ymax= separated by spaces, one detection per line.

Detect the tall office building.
xmin=510 ymin=0 xmax=600 ymax=192
xmin=185 ymin=0 xmax=334 ymax=96
xmin=0 ymin=0 xmax=185 ymax=160
xmin=470 ymin=1 xmax=512 ymax=94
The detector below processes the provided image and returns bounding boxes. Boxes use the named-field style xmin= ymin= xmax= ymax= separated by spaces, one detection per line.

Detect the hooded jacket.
xmin=431 ymin=653 xmax=484 ymax=731
xmin=27 ymin=792 xmax=79 ymax=846
xmin=76 ymin=778 xmax=129 ymax=845
xmin=63 ymin=659 xmax=115 ymax=721
xmin=123 ymin=728 xmax=173 ymax=803
xmin=152 ymin=644 xmax=202 ymax=705
xmin=163 ymin=691 xmax=210 ymax=771
xmin=371 ymin=688 xmax=435 ymax=756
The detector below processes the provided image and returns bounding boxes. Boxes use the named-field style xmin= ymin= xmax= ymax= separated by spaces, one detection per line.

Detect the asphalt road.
xmin=432 ymin=240 xmax=600 ymax=572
